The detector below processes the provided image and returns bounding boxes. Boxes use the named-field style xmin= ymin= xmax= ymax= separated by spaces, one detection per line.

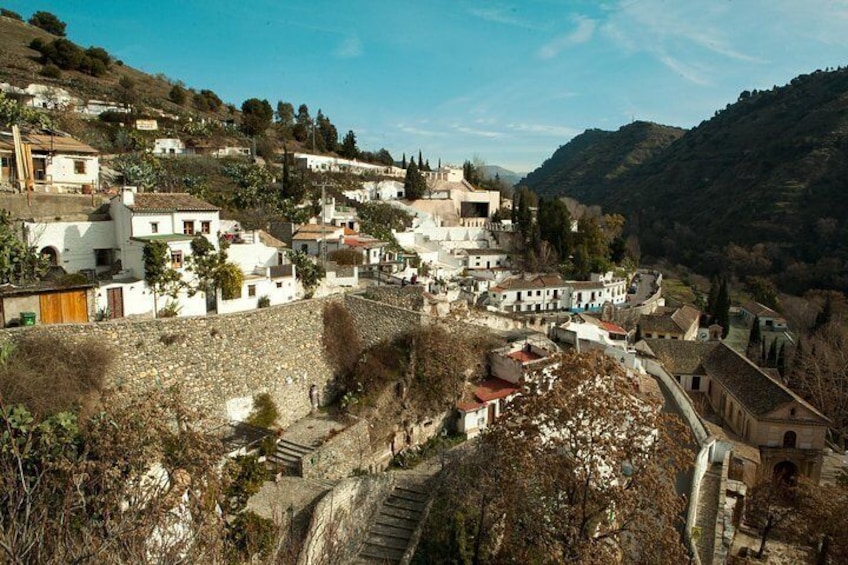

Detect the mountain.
xmin=518 ymin=121 xmax=686 ymax=201
xmin=524 ymin=67 xmax=848 ymax=294
xmin=480 ymin=165 xmax=525 ymax=187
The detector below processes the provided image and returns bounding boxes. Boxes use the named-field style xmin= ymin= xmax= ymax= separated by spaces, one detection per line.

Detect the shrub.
xmin=1 ymin=8 xmax=22 ymax=21
xmin=0 ymin=334 xmax=111 ymax=416
xmin=28 ymin=10 xmax=66 ymax=36
xmin=322 ymin=301 xmax=363 ymax=377
xmin=159 ymin=300 xmax=181 ymax=318
xmin=226 ymin=511 xmax=277 ymax=561
xmin=40 ymin=63 xmax=61 ymax=78
xmin=257 ymin=295 xmax=270 ymax=308
xmin=247 ymin=393 xmax=279 ymax=429
xmin=218 ymin=262 xmax=244 ymax=300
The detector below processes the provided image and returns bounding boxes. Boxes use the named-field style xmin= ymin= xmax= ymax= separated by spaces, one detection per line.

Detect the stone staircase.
xmin=694 ymin=463 xmax=722 ymax=565
xmin=266 ymin=438 xmax=317 ymax=475
xmin=356 ymin=476 xmax=431 ymax=564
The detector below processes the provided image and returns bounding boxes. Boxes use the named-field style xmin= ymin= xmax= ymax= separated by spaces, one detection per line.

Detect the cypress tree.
xmin=401 ymin=153 xmax=406 ymax=168
xmin=777 ymin=343 xmax=787 ymax=379
xmin=815 ymin=294 xmax=833 ymax=330
xmin=716 ymin=277 xmax=730 ymax=338
xmin=761 ymin=339 xmax=767 ymax=365
xmin=706 ymin=276 xmax=720 ymax=318
xmin=748 ymin=315 xmax=762 ymax=348
xmin=767 ymin=339 xmax=778 ymax=368
xmin=418 ymin=150 xmax=424 ymax=169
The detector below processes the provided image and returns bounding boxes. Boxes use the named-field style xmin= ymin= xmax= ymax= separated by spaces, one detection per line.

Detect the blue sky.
xmin=9 ymin=1 xmax=848 ymax=172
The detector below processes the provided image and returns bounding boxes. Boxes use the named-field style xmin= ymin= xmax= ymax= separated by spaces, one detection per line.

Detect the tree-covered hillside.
xmin=523 ymin=67 xmax=848 ymax=294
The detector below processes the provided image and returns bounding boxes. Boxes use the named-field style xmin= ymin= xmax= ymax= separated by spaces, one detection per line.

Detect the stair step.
xmin=390 ymin=490 xmax=428 ymax=504
xmin=278 ymin=439 xmax=315 ymax=453
xmin=374 ymin=517 xmax=416 ymax=532
xmin=371 ymin=523 xmax=415 ymax=540
xmin=364 ymin=533 xmax=409 ymax=551
xmin=384 ymin=497 xmax=425 ymax=512
xmin=276 ymin=444 xmax=313 ymax=457
xmin=378 ymin=507 xmax=421 ymax=522
xmin=359 ymin=544 xmax=404 ymax=563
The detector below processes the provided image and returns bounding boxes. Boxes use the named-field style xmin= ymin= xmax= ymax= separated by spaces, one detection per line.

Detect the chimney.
xmin=121 ymin=186 xmax=137 ymax=206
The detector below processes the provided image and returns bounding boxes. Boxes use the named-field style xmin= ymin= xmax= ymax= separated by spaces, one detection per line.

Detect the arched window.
xmin=40 ymin=246 xmax=58 ymax=266
xmin=783 ymin=430 xmax=797 ymax=448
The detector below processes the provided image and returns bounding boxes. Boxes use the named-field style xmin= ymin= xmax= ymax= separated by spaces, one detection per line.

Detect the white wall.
xmin=216 ymin=274 xmax=297 ymax=315
xmin=45 ymin=154 xmax=99 ymax=190
xmin=25 ymin=220 xmax=116 ymax=273
xmin=95 ymin=280 xmax=155 ymax=318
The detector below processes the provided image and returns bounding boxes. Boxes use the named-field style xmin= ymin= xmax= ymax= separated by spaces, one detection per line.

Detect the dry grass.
xmin=0 ymin=334 xmax=112 ymax=417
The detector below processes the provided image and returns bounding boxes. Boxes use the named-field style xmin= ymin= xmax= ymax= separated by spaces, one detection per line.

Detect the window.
xmin=276 ymin=281 xmax=283 ymax=288
xmin=94 ymin=248 xmax=113 ymax=267
xmin=691 ymin=376 xmax=701 ymax=391
xmin=536 ymin=290 xmax=541 ymax=296
xmin=171 ymin=251 xmax=183 ymax=269
xmin=183 ymin=221 xmax=195 ymax=235
xmin=783 ymin=431 xmax=797 ymax=448
xmin=248 ymin=284 xmax=256 ymax=297
xmin=150 ymin=222 xmax=159 ymax=234
xmin=201 ymin=221 xmax=211 ymax=234
xmin=74 ymin=160 xmax=86 ymax=174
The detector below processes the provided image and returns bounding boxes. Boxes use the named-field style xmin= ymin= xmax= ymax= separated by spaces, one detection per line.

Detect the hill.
xmin=0 ymin=14 xmax=228 ymax=122
xmin=518 ymin=121 xmax=686 ymax=201
xmin=523 ymin=67 xmax=848 ymax=294
xmin=480 ymin=164 xmax=525 ymax=187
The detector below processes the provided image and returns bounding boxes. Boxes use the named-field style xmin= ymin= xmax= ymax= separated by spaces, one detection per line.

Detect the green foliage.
xmin=247 ymin=393 xmax=279 ymax=429
xmin=257 ymin=295 xmax=270 ymax=308
xmin=142 ymin=241 xmax=183 ymax=315
xmin=404 ymin=159 xmax=426 ymax=200
xmin=30 ymin=38 xmax=110 ymax=76
xmin=217 ymin=262 xmax=245 ymax=300
xmin=169 ymin=84 xmax=187 ymax=105
xmin=748 ymin=316 xmax=762 ymax=349
xmin=226 ymin=511 xmax=277 ymax=561
xmin=28 ymin=10 xmax=66 ymax=36
xmin=339 ymin=129 xmax=359 ymax=159
xmin=287 ymin=250 xmax=324 ymax=298
xmin=0 ymin=210 xmax=49 ymax=285
xmin=240 ymin=97 xmax=273 ymax=136
xmin=55 ymin=272 xmax=89 ymax=287
xmin=0 ymin=91 xmax=54 ymax=129
xmin=159 ymin=299 xmax=181 ymax=318
xmin=389 ymin=432 xmax=464 ymax=469
xmin=224 ymin=455 xmax=268 ymax=513
xmin=1 ymin=8 xmax=23 ymax=20
xmin=358 ymin=201 xmax=412 ymax=247
xmin=39 ymin=63 xmax=61 ymax=78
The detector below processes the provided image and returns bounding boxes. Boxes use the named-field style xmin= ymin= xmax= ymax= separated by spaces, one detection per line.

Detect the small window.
xmin=94 ymin=248 xmax=112 ymax=267
xmin=201 ymin=221 xmax=211 ymax=234
xmin=171 ymin=251 xmax=183 ymax=269
xmin=692 ymin=376 xmax=701 ymax=390
xmin=150 ymin=222 xmax=159 ymax=234
xmin=248 ymin=284 xmax=256 ymax=297
xmin=74 ymin=160 xmax=86 ymax=174
xmin=183 ymin=221 xmax=194 ymax=235
xmin=276 ymin=281 xmax=283 ymax=288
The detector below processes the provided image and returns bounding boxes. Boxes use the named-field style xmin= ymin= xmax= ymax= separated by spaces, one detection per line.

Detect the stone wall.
xmin=344 ymin=294 xmax=422 ymax=348
xmin=360 ymin=286 xmax=424 ymax=312
xmin=297 ymin=474 xmax=395 ymax=565
xmin=301 ymin=418 xmax=372 ymax=480
xmin=0 ymin=298 xmax=338 ymax=428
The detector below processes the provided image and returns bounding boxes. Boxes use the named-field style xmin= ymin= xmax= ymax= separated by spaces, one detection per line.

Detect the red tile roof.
xmin=474 ymin=378 xmax=520 ymax=402
xmin=600 ymin=321 xmax=627 ymax=334
xmin=457 ymin=401 xmax=485 ymax=412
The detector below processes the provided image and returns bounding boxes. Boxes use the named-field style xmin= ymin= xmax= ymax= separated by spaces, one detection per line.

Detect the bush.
xmin=55 ymin=272 xmax=89 ymax=287
xmin=247 ymin=393 xmax=279 ymax=429
xmin=322 ymin=302 xmax=363 ymax=377
xmin=0 ymin=334 xmax=111 ymax=416
xmin=227 ymin=511 xmax=277 ymax=561
xmin=257 ymin=295 xmax=270 ymax=308
xmin=40 ymin=63 xmax=61 ymax=78
xmin=29 ymin=10 xmax=66 ymax=36
xmin=1 ymin=8 xmax=22 ymax=21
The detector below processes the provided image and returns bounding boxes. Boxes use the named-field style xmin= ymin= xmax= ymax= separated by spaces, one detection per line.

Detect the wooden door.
xmin=39 ymin=290 xmax=88 ymax=324
xmin=487 ymin=403 xmax=496 ymax=425
xmin=107 ymin=287 xmax=124 ymax=319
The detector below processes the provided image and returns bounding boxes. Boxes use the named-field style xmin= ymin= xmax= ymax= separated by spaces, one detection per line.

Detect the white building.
xmin=488 ymin=274 xmax=572 ymax=314
xmin=461 ymin=248 xmax=510 ymax=270
xmin=294 ymin=152 xmax=404 ymax=177
xmin=343 ymin=180 xmax=406 ymax=203
xmin=1 ymin=131 xmax=100 ymax=193
xmin=568 ymin=273 xmax=628 ymax=312
xmin=152 ymin=138 xmax=188 ymax=156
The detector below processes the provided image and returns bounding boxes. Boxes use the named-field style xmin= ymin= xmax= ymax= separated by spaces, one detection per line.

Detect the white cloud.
xmin=452 ymin=124 xmax=503 ymax=138
xmin=334 ymin=35 xmax=362 ymax=59
xmin=466 ymin=6 xmax=540 ymax=30
xmin=396 ymin=123 xmax=444 ymax=137
xmin=507 ymin=123 xmax=581 ymax=137
xmin=538 ymin=16 xmax=596 ymax=59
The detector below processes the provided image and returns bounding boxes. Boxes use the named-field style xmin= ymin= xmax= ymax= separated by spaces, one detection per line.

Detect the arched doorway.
xmin=773 ymin=460 xmax=798 ymax=484
xmin=783 ymin=430 xmax=797 ymax=448
xmin=40 ymin=246 xmax=59 ymax=266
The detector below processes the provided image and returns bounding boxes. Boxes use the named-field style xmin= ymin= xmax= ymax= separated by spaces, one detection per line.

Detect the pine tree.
xmin=401 ymin=153 xmax=407 ymax=169
xmin=418 ymin=150 xmax=424 ymax=169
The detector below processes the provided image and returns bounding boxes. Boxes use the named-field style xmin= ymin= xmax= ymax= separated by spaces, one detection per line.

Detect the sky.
xmin=8 ymin=0 xmax=848 ymax=172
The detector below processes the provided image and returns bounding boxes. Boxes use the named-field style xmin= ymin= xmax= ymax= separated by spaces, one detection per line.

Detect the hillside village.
xmin=2 ymin=7 xmax=848 ymax=565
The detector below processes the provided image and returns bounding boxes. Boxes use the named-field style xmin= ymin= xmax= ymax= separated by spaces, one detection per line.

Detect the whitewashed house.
xmin=152 ymin=138 xmax=188 ymax=156
xmin=567 ymin=273 xmax=628 ymax=312
xmin=488 ymin=274 xmax=572 ymax=314
xmin=0 ymin=131 xmax=99 ymax=192
xmin=461 ymin=248 xmax=510 ymax=270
